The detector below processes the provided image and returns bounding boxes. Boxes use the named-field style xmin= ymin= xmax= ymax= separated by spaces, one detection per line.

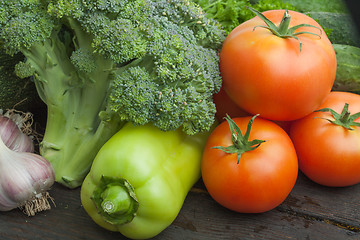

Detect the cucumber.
xmin=306 ymin=12 xmax=360 ymax=47
xmin=332 ymin=44 xmax=360 ymax=93
xmin=279 ymin=0 xmax=348 ymax=13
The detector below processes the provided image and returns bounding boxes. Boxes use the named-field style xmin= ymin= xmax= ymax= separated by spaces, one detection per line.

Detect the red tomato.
xmin=213 ymin=87 xmax=249 ymax=122
xmin=272 ymin=120 xmax=293 ymax=134
xmin=219 ymin=9 xmax=336 ymax=121
xmin=290 ymin=91 xmax=360 ymax=187
xmin=201 ymin=116 xmax=298 ymax=213
xmin=214 ymin=87 xmax=293 ymax=132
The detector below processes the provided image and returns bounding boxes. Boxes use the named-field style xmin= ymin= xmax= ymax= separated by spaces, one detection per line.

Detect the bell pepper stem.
xmin=91 ymin=176 xmax=139 ymax=225
xmin=101 ymin=185 xmax=131 ymax=214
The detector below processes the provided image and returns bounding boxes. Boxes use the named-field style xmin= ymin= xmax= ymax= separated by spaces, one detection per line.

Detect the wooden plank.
xmin=0 ymin=173 xmax=359 ymax=240
xmin=193 ymin=172 xmax=360 ymax=230
xmin=163 ymin=192 xmax=360 ymax=240
xmin=0 ymin=185 xmax=119 ymax=240
xmin=279 ymin=172 xmax=360 ymax=229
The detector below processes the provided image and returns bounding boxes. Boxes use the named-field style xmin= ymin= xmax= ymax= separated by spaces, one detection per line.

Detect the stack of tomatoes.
xmin=201 ymin=8 xmax=360 ymax=213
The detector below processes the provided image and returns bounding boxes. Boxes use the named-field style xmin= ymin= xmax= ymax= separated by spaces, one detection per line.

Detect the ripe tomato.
xmin=219 ymin=9 xmax=336 ymax=121
xmin=290 ymin=91 xmax=360 ymax=187
xmin=214 ymin=87 xmax=293 ymax=132
xmin=213 ymin=87 xmax=249 ymax=122
xmin=201 ymin=115 xmax=298 ymax=213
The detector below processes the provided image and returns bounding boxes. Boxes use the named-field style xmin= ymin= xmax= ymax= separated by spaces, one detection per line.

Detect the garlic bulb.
xmin=0 ymin=136 xmax=55 ymax=216
xmin=0 ymin=111 xmax=34 ymax=152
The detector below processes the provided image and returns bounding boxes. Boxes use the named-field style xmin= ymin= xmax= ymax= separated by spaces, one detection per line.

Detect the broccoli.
xmin=0 ymin=0 xmax=225 ymax=188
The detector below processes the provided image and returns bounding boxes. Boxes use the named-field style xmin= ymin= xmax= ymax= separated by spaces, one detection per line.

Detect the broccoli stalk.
xmin=0 ymin=0 xmax=225 ymax=188
xmin=19 ymin=22 xmax=124 ymax=187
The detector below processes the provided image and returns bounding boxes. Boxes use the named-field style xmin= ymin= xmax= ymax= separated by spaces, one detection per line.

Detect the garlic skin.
xmin=0 ymin=137 xmax=55 ymax=213
xmin=0 ymin=114 xmax=34 ymax=152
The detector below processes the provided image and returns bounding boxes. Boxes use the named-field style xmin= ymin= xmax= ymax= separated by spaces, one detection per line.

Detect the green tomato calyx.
xmin=247 ymin=6 xmax=322 ymax=52
xmin=91 ymin=176 xmax=139 ymax=225
xmin=213 ymin=115 xmax=266 ymax=164
xmin=315 ymin=103 xmax=360 ymax=130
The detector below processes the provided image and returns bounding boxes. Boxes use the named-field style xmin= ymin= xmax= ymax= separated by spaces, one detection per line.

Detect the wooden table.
xmin=0 ymin=171 xmax=359 ymax=240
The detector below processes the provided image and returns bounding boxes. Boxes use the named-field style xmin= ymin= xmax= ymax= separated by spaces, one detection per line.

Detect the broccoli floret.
xmin=0 ymin=0 xmax=225 ymax=188
xmin=109 ymin=16 xmax=221 ymax=134
xmin=70 ymin=48 xmax=97 ymax=73
xmin=0 ymin=1 xmax=55 ymax=55
xmin=14 ymin=61 xmax=36 ymax=79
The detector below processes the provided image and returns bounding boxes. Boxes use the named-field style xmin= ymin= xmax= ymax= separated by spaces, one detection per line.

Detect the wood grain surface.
xmin=0 ymin=172 xmax=359 ymax=240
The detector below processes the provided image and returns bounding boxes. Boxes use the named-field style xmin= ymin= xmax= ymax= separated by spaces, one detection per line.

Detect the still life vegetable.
xmin=0 ymin=0 xmax=225 ymax=188
xmin=192 ymin=0 xmax=297 ymax=34
xmin=213 ymin=87 xmax=249 ymax=121
xmin=279 ymin=0 xmax=348 ymax=14
xmin=80 ymin=122 xmax=210 ymax=239
xmin=0 ymin=110 xmax=55 ymax=216
xmin=0 ymin=110 xmax=34 ymax=152
xmin=290 ymin=91 xmax=360 ymax=187
xmin=306 ymin=12 xmax=360 ymax=47
xmin=0 ymin=0 xmax=359 ymax=238
xmin=331 ymin=44 xmax=360 ymax=93
xmin=219 ymin=7 xmax=337 ymax=121
xmin=201 ymin=115 xmax=298 ymax=213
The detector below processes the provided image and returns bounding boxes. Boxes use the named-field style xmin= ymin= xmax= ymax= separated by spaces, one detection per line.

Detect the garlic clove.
xmin=24 ymin=153 xmax=55 ymax=193
xmin=0 ymin=114 xmax=34 ymax=153
xmin=9 ymin=132 xmax=34 ymax=153
xmin=0 ymin=136 xmax=55 ymax=214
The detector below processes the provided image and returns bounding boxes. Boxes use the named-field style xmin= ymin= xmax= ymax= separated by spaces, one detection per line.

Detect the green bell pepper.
xmin=80 ymin=122 xmax=210 ymax=239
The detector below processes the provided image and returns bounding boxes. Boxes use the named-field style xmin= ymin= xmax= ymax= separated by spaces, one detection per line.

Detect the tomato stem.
xmin=213 ymin=115 xmax=266 ymax=164
xmin=247 ymin=6 xmax=322 ymax=52
xmin=277 ymin=10 xmax=291 ymax=34
xmin=315 ymin=103 xmax=360 ymax=130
